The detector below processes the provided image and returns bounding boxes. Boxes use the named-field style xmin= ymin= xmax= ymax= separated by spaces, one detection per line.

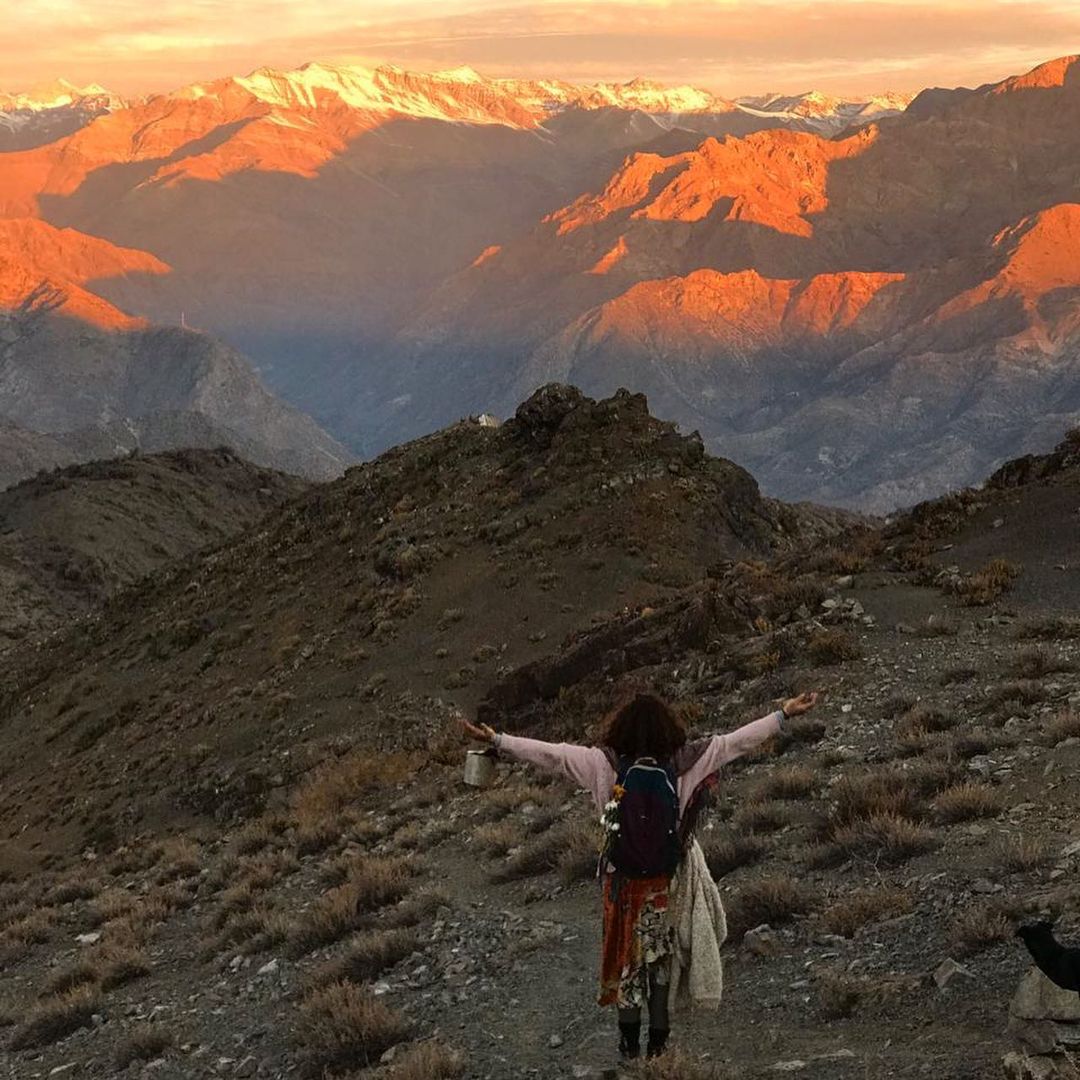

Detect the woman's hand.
xmin=457 ymin=714 xmax=497 ymax=743
xmin=781 ymin=691 xmax=820 ymax=717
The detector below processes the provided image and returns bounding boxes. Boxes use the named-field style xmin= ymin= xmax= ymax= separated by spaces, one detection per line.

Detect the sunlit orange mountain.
xmin=3 ymin=56 xmax=1080 ymax=508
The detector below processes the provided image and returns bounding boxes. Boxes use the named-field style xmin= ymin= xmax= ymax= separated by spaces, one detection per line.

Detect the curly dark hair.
xmin=599 ymin=692 xmax=687 ymax=761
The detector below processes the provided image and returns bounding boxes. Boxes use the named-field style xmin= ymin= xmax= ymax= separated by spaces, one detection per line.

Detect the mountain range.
xmin=2 ymin=56 xmax=1079 ymax=508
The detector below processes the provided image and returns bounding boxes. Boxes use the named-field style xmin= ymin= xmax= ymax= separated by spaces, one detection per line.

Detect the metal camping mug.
xmin=464 ymin=748 xmax=497 ymax=787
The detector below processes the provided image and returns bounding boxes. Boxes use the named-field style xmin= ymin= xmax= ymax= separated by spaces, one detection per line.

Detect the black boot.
xmin=618 ymin=1020 xmax=641 ymax=1060
xmin=646 ymin=1027 xmax=670 ymax=1058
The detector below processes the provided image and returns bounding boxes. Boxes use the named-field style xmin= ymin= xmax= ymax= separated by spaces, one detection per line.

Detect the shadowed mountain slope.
xmin=0 ymin=384 xmax=852 ymax=861
xmin=0 ymin=447 xmax=307 ymax=647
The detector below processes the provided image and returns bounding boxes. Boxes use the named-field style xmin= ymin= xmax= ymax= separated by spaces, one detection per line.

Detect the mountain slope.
xmin=0 ymin=447 xmax=306 ymax=646
xmin=0 ymin=384 xmax=852 ymax=859
xmin=378 ymin=55 xmax=1080 ymax=510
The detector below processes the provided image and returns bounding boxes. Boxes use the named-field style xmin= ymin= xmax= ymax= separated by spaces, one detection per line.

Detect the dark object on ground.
xmin=1017 ymin=921 xmax=1080 ymax=992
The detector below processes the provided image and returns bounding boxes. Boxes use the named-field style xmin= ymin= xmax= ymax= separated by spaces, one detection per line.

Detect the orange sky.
xmin=5 ymin=0 xmax=1079 ymax=97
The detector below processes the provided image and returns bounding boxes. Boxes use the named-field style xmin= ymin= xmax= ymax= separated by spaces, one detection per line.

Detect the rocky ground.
xmin=2 ymin=391 xmax=1079 ymax=1079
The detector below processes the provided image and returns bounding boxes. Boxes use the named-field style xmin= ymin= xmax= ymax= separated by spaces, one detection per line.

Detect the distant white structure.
xmin=475 ymin=413 xmax=501 ymax=428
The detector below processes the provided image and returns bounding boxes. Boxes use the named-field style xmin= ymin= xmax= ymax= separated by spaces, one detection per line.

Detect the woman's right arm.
xmin=457 ymin=717 xmax=612 ymax=806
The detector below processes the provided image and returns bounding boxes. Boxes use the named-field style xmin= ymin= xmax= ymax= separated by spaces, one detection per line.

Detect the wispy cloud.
xmin=4 ymin=0 xmax=1079 ymax=96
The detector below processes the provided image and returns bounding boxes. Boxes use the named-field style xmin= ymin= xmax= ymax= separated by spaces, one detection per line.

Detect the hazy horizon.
xmin=5 ymin=0 xmax=1080 ymax=99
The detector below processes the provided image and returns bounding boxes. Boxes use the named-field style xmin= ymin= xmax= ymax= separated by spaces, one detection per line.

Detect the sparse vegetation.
xmin=384 ymin=1041 xmax=465 ymax=1080
xmin=732 ymin=801 xmax=794 ymax=834
xmin=310 ymin=927 xmax=421 ymax=987
xmin=1044 ymin=709 xmax=1080 ymax=746
xmin=727 ymin=875 xmax=818 ymax=939
xmin=820 ymin=888 xmax=914 ymax=937
xmin=747 ymin=765 xmax=816 ymax=802
xmin=949 ymin=903 xmax=1013 ymax=956
xmin=9 ymin=987 xmax=100 ymax=1050
xmin=945 ymin=558 xmax=1021 ymax=605
xmin=934 ymin=782 xmax=1000 ymax=823
xmin=993 ymin=835 xmax=1050 ymax=873
xmin=700 ymin=831 xmax=765 ymax=879
xmin=294 ymin=981 xmax=410 ymax=1074
xmin=806 ymin=628 xmax=861 ymax=665
xmin=1009 ymin=647 xmax=1073 ymax=679
xmin=114 ymin=1026 xmax=175 ymax=1068
xmin=814 ymin=813 xmax=937 ymax=867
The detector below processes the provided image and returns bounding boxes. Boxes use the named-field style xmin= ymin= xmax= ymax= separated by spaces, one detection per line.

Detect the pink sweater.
xmin=494 ymin=711 xmax=783 ymax=815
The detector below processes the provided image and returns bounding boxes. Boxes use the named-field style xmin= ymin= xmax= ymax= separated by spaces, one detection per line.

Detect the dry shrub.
xmin=1010 ymin=647 xmax=1074 ymax=679
xmin=491 ymin=819 xmax=579 ymax=882
xmin=727 ymin=875 xmax=818 ymax=939
xmin=940 ymin=664 xmax=979 ymax=685
xmin=154 ymin=837 xmax=202 ymax=883
xmin=294 ymin=982 xmax=410 ymax=1074
xmin=88 ymin=888 xmax=136 ymax=926
xmin=829 ymin=772 xmax=924 ymax=830
xmin=4 ymin=908 xmax=56 ymax=945
xmin=806 ymin=629 xmax=861 ymax=665
xmin=114 ymin=1026 xmax=174 ymax=1068
xmin=289 ymin=857 xmax=411 ymax=956
xmin=310 ymin=927 xmax=420 ymax=987
xmin=820 ymin=888 xmax=913 ymax=938
xmin=895 ymin=705 xmax=956 ymax=742
xmin=9 ymin=987 xmax=100 ymax=1050
xmin=231 ymin=819 xmax=278 ymax=856
xmin=984 ymin=680 xmax=1048 ymax=714
xmin=918 ymin=614 xmax=958 ymax=637
xmin=478 ymin=784 xmax=558 ymax=822
xmin=949 ymin=903 xmax=1013 ymax=956
xmin=732 ymin=801 xmax=793 ymax=835
xmin=385 ymin=1040 xmax=465 ymax=1080
xmin=816 ymin=969 xmax=866 ymax=1019
xmin=47 ymin=876 xmax=98 ymax=905
xmin=290 ymin=750 xmax=416 ymax=824
xmin=473 ymin=821 xmax=525 ymax=858
xmin=1015 ymin=616 xmax=1080 ymax=640
xmin=815 ymin=814 xmax=937 ymax=867
xmin=700 ymin=831 xmax=765 ymax=879
xmin=947 ymin=558 xmax=1021 ymax=606
xmin=748 ymin=765 xmax=817 ymax=803
xmin=881 ymin=694 xmax=917 ymax=719
xmin=374 ymin=888 xmax=449 ymax=932
xmin=212 ymin=906 xmax=289 ymax=956
xmin=1044 ymin=710 xmax=1080 ymax=746
xmin=556 ymin=822 xmax=600 ymax=884
xmin=993 ymin=835 xmax=1049 ymax=873
xmin=43 ymin=960 xmax=97 ymax=997
xmin=933 ymin=782 xmax=1000 ymax=824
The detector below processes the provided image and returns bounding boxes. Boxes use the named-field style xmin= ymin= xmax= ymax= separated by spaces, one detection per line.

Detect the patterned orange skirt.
xmin=598 ymin=872 xmax=673 ymax=1008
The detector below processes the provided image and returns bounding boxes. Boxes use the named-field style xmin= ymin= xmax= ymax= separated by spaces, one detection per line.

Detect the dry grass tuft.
xmin=815 ymin=813 xmax=937 ymax=867
xmin=727 ymin=875 xmax=818 ymax=939
xmin=294 ymin=981 xmax=410 ymax=1073
xmin=1009 ymin=647 xmax=1074 ymax=679
xmin=946 ymin=558 xmax=1021 ymax=606
xmin=1015 ymin=616 xmax=1080 ymax=640
xmin=829 ymin=771 xmax=924 ymax=830
xmin=949 ymin=903 xmax=1013 ymax=956
xmin=806 ymin=629 xmax=861 ymax=665
xmin=819 ymin=888 xmax=913 ymax=938
xmin=9 ymin=987 xmax=100 ymax=1050
xmin=114 ymin=1026 xmax=174 ymax=1068
xmin=1044 ymin=710 xmax=1080 ymax=746
xmin=993 ymin=835 xmax=1050 ymax=873
xmin=288 ymin=857 xmax=411 ymax=956
xmin=556 ymin=822 xmax=600 ymax=885
xmin=473 ymin=821 xmax=525 ymax=858
xmin=748 ymin=765 xmax=817 ymax=803
xmin=933 ymin=782 xmax=1001 ymax=823
xmin=309 ymin=927 xmax=420 ymax=988
xmin=700 ymin=831 xmax=765 ymax=880
xmin=731 ymin=801 xmax=794 ymax=835
xmin=384 ymin=1040 xmax=465 ymax=1080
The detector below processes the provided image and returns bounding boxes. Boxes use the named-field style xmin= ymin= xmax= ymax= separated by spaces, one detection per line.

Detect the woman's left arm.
xmin=681 ymin=692 xmax=820 ymax=788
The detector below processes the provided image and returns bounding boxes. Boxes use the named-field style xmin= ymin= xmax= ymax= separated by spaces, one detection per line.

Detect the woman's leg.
xmin=617 ymin=1006 xmax=642 ymax=1059
xmin=646 ymin=964 xmax=670 ymax=1057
